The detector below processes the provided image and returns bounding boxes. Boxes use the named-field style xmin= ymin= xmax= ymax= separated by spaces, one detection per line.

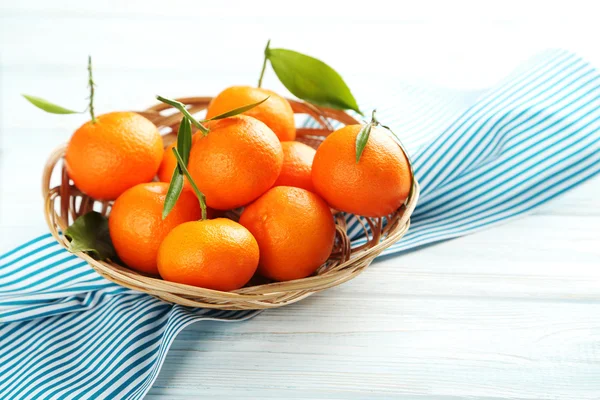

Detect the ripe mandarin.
xmin=157 ymin=218 xmax=259 ymax=291
xmin=206 ymin=86 xmax=296 ymax=141
xmin=65 ymin=111 xmax=163 ymax=200
xmin=187 ymin=115 xmax=283 ymax=210
xmin=273 ymin=141 xmax=316 ymax=192
xmin=239 ymin=186 xmax=336 ymax=281
xmin=311 ymin=125 xmax=411 ymax=217
xmin=109 ymin=182 xmax=201 ymax=275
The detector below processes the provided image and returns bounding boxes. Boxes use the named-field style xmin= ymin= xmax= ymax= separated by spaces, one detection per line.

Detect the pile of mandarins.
xmin=60 ymin=85 xmax=412 ymax=291
xmin=33 ymin=52 xmax=412 ymax=291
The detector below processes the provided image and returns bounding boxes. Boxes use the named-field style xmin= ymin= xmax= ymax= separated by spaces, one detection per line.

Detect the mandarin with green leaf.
xmin=24 ymin=58 xmax=164 ymax=201
xmin=311 ymin=124 xmax=411 ymax=217
xmin=66 ymin=112 xmax=163 ymax=200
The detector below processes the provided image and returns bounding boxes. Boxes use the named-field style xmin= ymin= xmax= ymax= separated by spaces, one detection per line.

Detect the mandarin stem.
xmin=156 ymin=96 xmax=210 ymax=135
xmin=371 ymin=109 xmax=378 ymax=125
xmin=87 ymin=56 xmax=97 ymax=124
xmin=172 ymin=147 xmax=208 ymax=220
xmin=257 ymin=39 xmax=271 ymax=88
xmin=200 ymin=96 xmax=270 ymax=122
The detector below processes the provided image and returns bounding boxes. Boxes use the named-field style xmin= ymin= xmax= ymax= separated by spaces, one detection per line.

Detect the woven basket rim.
xmin=42 ymin=97 xmax=420 ymax=309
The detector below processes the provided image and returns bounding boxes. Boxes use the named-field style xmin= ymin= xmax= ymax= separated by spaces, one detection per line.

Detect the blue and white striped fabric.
xmin=1 ymin=49 xmax=599 ymax=399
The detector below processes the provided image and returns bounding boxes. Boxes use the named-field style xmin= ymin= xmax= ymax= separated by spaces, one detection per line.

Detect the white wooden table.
xmin=1 ymin=2 xmax=599 ymax=398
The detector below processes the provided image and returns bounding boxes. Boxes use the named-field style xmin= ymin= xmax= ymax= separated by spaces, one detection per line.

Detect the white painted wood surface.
xmin=1 ymin=1 xmax=599 ymax=398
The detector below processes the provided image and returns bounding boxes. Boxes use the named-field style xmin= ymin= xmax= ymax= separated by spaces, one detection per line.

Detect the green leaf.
xmin=162 ymin=168 xmax=184 ymax=220
xmin=203 ymin=96 xmax=270 ymax=121
xmin=64 ymin=211 xmax=116 ymax=260
xmin=172 ymin=147 xmax=208 ymax=221
xmin=177 ymin=117 xmax=192 ymax=165
xmin=355 ymin=123 xmax=372 ymax=163
xmin=163 ymin=117 xmax=194 ymax=219
xmin=266 ymin=47 xmax=361 ymax=114
xmin=22 ymin=94 xmax=81 ymax=114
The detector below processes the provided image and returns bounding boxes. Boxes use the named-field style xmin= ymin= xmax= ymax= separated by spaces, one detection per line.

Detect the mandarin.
xmin=239 ymin=186 xmax=336 ymax=281
xmin=188 ymin=115 xmax=283 ymax=210
xmin=311 ymin=125 xmax=411 ymax=217
xmin=157 ymin=218 xmax=259 ymax=291
xmin=109 ymin=182 xmax=201 ymax=275
xmin=273 ymin=141 xmax=316 ymax=192
xmin=65 ymin=111 xmax=163 ymax=200
xmin=206 ymin=86 xmax=296 ymax=141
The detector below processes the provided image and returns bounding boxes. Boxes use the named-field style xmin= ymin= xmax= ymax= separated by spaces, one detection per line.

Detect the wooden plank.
xmin=148 ymin=296 xmax=600 ymax=399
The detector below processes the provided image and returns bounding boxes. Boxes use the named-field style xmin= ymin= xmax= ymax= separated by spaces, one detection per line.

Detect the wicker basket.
xmin=42 ymin=97 xmax=420 ymax=310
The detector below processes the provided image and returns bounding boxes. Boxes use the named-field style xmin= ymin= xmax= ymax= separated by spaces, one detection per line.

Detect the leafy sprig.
xmin=162 ymin=116 xmax=192 ymax=219
xmin=155 ymin=95 xmax=269 ymax=137
xmin=203 ymin=96 xmax=270 ymax=121
xmin=257 ymin=40 xmax=361 ymax=115
xmin=356 ymin=110 xmax=406 ymax=163
xmin=159 ymin=96 xmax=269 ymax=220
xmin=23 ymin=56 xmax=98 ymax=123
xmin=155 ymin=96 xmax=209 ymax=135
xmin=355 ymin=110 xmax=415 ymax=202
xmin=172 ymin=147 xmax=208 ymax=221
xmin=161 ymin=117 xmax=208 ymax=221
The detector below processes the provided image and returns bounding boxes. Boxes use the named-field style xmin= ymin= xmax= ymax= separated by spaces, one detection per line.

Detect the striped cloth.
xmin=1 ymin=49 xmax=599 ymax=399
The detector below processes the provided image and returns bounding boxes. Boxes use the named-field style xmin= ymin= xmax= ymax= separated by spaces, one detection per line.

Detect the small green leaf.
xmin=162 ymin=168 xmax=184 ymax=220
xmin=266 ymin=47 xmax=361 ymax=114
xmin=177 ymin=117 xmax=192 ymax=166
xmin=22 ymin=94 xmax=81 ymax=114
xmin=64 ymin=211 xmax=116 ymax=260
xmin=203 ymin=96 xmax=270 ymax=121
xmin=355 ymin=123 xmax=372 ymax=163
xmin=163 ymin=117 xmax=193 ymax=219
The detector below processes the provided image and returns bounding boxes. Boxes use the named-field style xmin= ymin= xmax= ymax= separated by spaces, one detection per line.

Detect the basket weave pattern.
xmin=42 ymin=98 xmax=420 ymax=310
